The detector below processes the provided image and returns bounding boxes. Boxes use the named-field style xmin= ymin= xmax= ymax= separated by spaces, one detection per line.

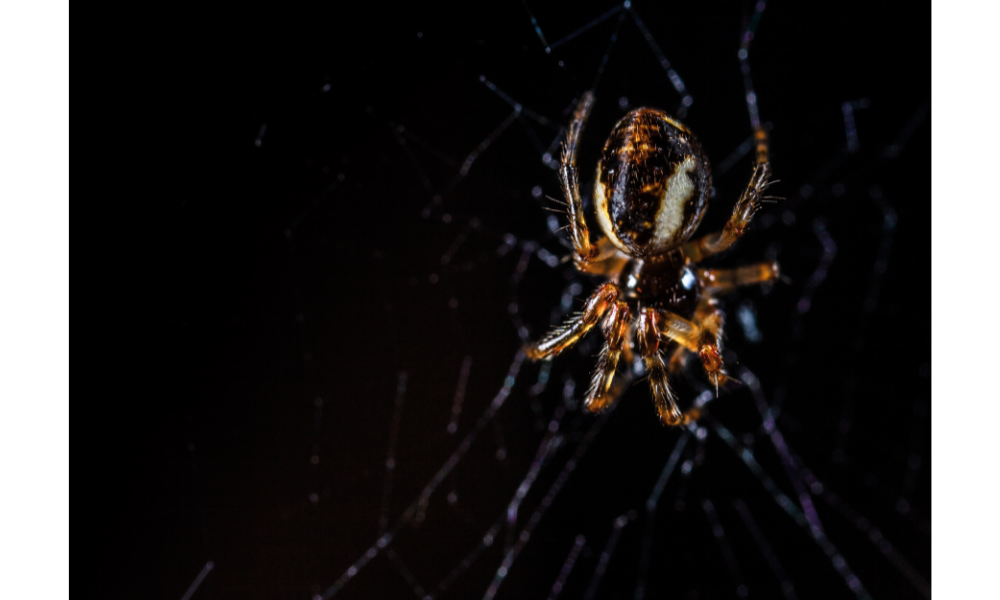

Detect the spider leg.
xmin=637 ymin=309 xmax=700 ymax=427
xmin=584 ymin=300 xmax=632 ymax=413
xmin=696 ymin=261 xmax=780 ymax=294
xmin=558 ymin=92 xmax=623 ymax=275
xmin=682 ymin=128 xmax=775 ymax=262
xmin=524 ymin=282 xmax=619 ymax=361
xmin=653 ymin=309 xmax=701 ymax=352
xmin=693 ymin=299 xmax=728 ymax=395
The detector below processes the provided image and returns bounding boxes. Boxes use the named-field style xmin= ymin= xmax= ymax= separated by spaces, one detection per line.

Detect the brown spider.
xmin=525 ymin=91 xmax=780 ymax=426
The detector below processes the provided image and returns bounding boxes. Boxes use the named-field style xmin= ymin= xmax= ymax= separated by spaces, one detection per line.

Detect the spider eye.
xmin=593 ymin=109 xmax=711 ymax=256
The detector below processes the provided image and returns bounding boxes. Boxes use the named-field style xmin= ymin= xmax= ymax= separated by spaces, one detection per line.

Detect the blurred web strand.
xmin=742 ymin=369 xmax=826 ymax=538
xmin=739 ymin=1 xmax=768 ymax=130
xmin=766 ymin=218 xmax=837 ymax=413
xmin=766 ymin=100 xmax=927 ymax=500
xmin=547 ymin=534 xmax=587 ymax=600
xmin=520 ymin=0 xmax=550 ymax=49
xmin=833 ymin=188 xmax=897 ymax=461
xmin=480 ymin=77 xmax=559 ymax=128
xmin=483 ymin=406 xmax=614 ymax=600
xmin=383 ymin=546 xmax=427 ymax=599
xmin=634 ymin=428 xmax=691 ymax=600
xmin=447 ymin=356 xmax=473 ymax=434
xmin=715 ymin=134 xmax=758 ymax=178
xmin=801 ymin=469 xmax=932 ymax=599
xmin=754 ymin=340 xmax=928 ymax=599
xmin=625 ymin=3 xmax=693 ymax=116
xmin=759 ymin=429 xmax=931 ymax=598
xmin=380 ymin=372 xmax=408 ymax=533
xmin=841 ymin=99 xmax=871 ymax=154
xmin=816 ymin=99 xmax=928 ymax=477
xmin=320 ymin=353 xmax=525 ymax=599
xmin=523 ymin=1 xmax=694 ymax=115
xmin=589 ymin=10 xmax=628 ymax=93
xmin=702 ymin=499 xmax=748 ymax=598
xmin=543 ymin=3 xmax=624 ymax=52
xmin=431 ymin=404 xmax=570 ymax=600
xmin=390 ymin=122 xmax=442 ymax=196
xmin=179 ymin=561 xmax=214 ymax=600
xmin=440 ymin=219 xmax=480 ymax=266
xmin=710 ymin=419 xmax=872 ymax=600
xmin=883 ymin=96 xmax=930 ymax=159
xmin=582 ymin=512 xmax=636 ymax=600
xmin=732 ymin=499 xmax=798 ymax=600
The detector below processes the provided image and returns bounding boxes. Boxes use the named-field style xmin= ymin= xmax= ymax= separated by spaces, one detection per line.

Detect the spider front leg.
xmin=584 ymin=300 xmax=631 ymax=413
xmin=637 ymin=308 xmax=700 ymax=427
xmin=524 ymin=282 xmax=619 ymax=361
xmin=558 ymin=91 xmax=622 ymax=274
xmin=682 ymin=132 xmax=776 ymax=262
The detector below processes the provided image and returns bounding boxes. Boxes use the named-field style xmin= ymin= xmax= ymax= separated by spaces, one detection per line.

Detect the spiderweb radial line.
xmin=709 ymin=418 xmax=873 ymax=600
xmin=635 ymin=430 xmax=690 ymax=600
xmin=732 ymin=499 xmax=798 ymax=600
xmin=625 ymin=3 xmax=694 ymax=115
xmin=178 ymin=561 xmax=214 ymax=600
xmin=547 ymin=534 xmax=587 ymax=600
xmin=482 ymin=408 xmax=614 ymax=600
xmin=738 ymin=0 xmax=769 ymax=130
xmin=702 ymin=499 xmax=748 ymax=598
xmin=546 ymin=4 xmax=625 ymax=52
xmin=379 ymin=372 xmax=408 ymax=533
xmin=581 ymin=512 xmax=636 ymax=600
xmin=427 ymin=403 xmax=569 ymax=599
xmin=320 ymin=352 xmax=526 ymax=599
xmin=800 ymin=468 xmax=932 ymax=599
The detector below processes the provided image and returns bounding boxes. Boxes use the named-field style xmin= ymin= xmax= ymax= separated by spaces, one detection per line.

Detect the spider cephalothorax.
xmin=525 ymin=92 xmax=779 ymax=426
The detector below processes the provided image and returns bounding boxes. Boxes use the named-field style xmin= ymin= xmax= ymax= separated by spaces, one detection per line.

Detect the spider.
xmin=525 ymin=91 xmax=780 ymax=426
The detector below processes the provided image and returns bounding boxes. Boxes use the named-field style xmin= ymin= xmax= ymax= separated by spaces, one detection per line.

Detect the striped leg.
xmin=525 ymin=283 xmax=619 ymax=361
xmin=584 ymin=300 xmax=632 ymax=413
xmin=637 ymin=309 xmax=700 ymax=427
xmin=682 ymin=160 xmax=776 ymax=262
xmin=694 ymin=299 xmax=728 ymax=395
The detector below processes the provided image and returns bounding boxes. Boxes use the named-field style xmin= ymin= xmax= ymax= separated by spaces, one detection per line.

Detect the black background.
xmin=131 ymin=1 xmax=929 ymax=599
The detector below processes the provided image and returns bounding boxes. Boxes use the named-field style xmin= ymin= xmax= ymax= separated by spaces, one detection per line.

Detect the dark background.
xmin=130 ymin=1 xmax=929 ymax=598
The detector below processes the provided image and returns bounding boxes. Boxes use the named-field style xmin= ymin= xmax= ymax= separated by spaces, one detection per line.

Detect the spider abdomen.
xmin=593 ymin=108 xmax=712 ymax=258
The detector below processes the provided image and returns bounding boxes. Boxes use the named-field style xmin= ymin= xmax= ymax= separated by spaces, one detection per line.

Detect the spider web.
xmin=160 ymin=2 xmax=929 ymax=599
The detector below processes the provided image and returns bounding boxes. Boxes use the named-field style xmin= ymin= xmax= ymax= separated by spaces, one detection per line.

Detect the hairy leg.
xmin=682 ymin=138 xmax=776 ymax=263
xmin=557 ymin=91 xmax=621 ymax=273
xmin=637 ymin=309 xmax=700 ymax=427
xmin=693 ymin=299 xmax=728 ymax=395
xmin=524 ymin=282 xmax=619 ymax=360
xmin=584 ymin=300 xmax=632 ymax=413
